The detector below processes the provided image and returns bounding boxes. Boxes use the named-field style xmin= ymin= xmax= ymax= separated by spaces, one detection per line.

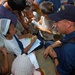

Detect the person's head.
xmin=0 ymin=18 xmax=17 ymax=37
xmin=8 ymin=0 xmax=26 ymax=11
xmin=23 ymin=5 xmax=34 ymax=19
xmin=11 ymin=54 xmax=41 ymax=75
xmin=48 ymin=4 xmax=75 ymax=34
xmin=39 ymin=1 xmax=54 ymax=15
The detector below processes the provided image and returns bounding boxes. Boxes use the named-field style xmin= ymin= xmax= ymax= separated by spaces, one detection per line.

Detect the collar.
xmin=61 ymin=31 xmax=75 ymax=43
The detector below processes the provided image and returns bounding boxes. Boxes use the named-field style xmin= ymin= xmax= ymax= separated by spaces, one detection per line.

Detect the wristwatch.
xmin=53 ymin=57 xmax=58 ymax=63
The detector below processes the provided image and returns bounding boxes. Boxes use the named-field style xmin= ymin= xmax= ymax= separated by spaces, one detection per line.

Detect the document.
xmin=27 ymin=52 xmax=39 ymax=69
xmin=19 ymin=38 xmax=41 ymax=54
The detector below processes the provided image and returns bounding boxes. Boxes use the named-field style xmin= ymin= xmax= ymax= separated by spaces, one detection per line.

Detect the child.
xmin=0 ymin=18 xmax=44 ymax=75
xmin=0 ymin=0 xmax=32 ymax=39
xmin=11 ymin=54 xmax=41 ymax=75
xmin=21 ymin=6 xmax=44 ymax=50
xmin=33 ymin=1 xmax=55 ymax=41
xmin=21 ymin=5 xmax=39 ymax=34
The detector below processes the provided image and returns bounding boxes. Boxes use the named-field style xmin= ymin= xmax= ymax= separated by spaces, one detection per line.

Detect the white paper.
xmin=19 ymin=38 xmax=41 ymax=54
xmin=27 ymin=39 xmax=40 ymax=54
xmin=27 ymin=52 xmax=39 ymax=69
xmin=19 ymin=38 xmax=31 ymax=48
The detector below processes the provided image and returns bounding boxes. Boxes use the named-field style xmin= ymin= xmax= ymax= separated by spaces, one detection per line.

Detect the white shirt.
xmin=4 ymin=36 xmax=22 ymax=56
xmin=39 ymin=16 xmax=54 ymax=40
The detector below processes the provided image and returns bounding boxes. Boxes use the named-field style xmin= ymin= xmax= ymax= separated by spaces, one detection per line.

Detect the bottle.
xmin=31 ymin=20 xmax=41 ymax=27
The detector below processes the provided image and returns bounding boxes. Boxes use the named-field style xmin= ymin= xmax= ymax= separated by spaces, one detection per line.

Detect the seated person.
xmin=43 ymin=5 xmax=75 ymax=75
xmin=0 ymin=18 xmax=44 ymax=74
xmin=20 ymin=6 xmax=44 ymax=49
xmin=11 ymin=54 xmax=41 ymax=75
xmin=32 ymin=1 xmax=54 ymax=41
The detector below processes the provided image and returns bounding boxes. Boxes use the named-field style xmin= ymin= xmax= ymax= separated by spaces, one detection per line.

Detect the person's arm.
xmin=0 ymin=47 xmax=9 ymax=75
xmin=43 ymin=40 xmax=62 ymax=58
xmin=0 ymin=0 xmax=7 ymax=5
xmin=33 ymin=19 xmax=53 ymax=34
xmin=18 ymin=12 xmax=30 ymax=33
xmin=18 ymin=33 xmax=33 ymax=39
xmin=37 ymin=25 xmax=53 ymax=34
xmin=24 ymin=36 xmax=37 ymax=53
xmin=33 ymin=0 xmax=40 ymax=10
xmin=50 ymin=40 xmax=62 ymax=48
xmin=49 ymin=47 xmax=60 ymax=75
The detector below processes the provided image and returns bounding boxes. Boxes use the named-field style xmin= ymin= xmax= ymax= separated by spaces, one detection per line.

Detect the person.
xmin=0 ymin=18 xmax=44 ymax=75
xmin=21 ymin=6 xmax=44 ymax=50
xmin=11 ymin=54 xmax=41 ymax=75
xmin=35 ymin=1 xmax=54 ymax=41
xmin=0 ymin=0 xmax=30 ymax=37
xmin=33 ymin=0 xmax=74 ymax=12
xmin=0 ymin=46 xmax=9 ymax=75
xmin=31 ymin=1 xmax=55 ymax=49
xmin=0 ymin=18 xmax=36 ymax=56
xmin=43 ymin=4 xmax=75 ymax=75
xmin=33 ymin=0 xmax=61 ymax=12
xmin=21 ymin=5 xmax=39 ymax=34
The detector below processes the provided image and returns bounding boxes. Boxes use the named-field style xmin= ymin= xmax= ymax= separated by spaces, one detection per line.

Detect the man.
xmin=43 ymin=4 xmax=75 ymax=75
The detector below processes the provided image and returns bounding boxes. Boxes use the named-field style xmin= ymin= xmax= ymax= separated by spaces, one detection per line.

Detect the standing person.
xmin=43 ymin=5 xmax=75 ymax=75
xmin=0 ymin=47 xmax=9 ymax=75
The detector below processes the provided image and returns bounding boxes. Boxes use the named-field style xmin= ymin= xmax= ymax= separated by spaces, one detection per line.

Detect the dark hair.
xmin=39 ymin=1 xmax=54 ymax=14
xmin=8 ymin=0 xmax=26 ymax=11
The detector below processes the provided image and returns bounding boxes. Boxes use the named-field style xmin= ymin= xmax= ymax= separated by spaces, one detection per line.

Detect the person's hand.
xmin=25 ymin=33 xmax=33 ymax=38
xmin=31 ymin=17 xmax=36 ymax=20
xmin=31 ymin=35 xmax=37 ymax=44
xmin=43 ymin=46 xmax=51 ymax=59
xmin=0 ymin=47 xmax=7 ymax=56
xmin=37 ymin=26 xmax=53 ymax=34
xmin=49 ymin=47 xmax=57 ymax=59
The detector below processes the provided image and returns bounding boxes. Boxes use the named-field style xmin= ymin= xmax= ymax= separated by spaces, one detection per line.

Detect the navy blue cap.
xmin=48 ymin=4 xmax=75 ymax=22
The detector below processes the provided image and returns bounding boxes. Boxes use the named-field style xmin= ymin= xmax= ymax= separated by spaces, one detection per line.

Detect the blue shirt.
xmin=68 ymin=0 xmax=74 ymax=4
xmin=54 ymin=31 xmax=75 ymax=75
xmin=0 ymin=5 xmax=17 ymax=26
